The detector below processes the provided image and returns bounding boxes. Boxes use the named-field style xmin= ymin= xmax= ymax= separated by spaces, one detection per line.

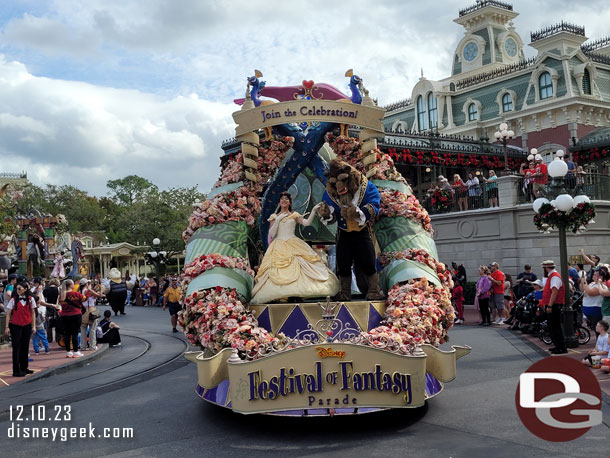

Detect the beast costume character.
xmin=318 ymin=159 xmax=382 ymax=301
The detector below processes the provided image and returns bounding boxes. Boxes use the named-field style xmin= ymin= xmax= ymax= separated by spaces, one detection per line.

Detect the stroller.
xmin=508 ymin=293 xmax=543 ymax=333
xmin=46 ymin=306 xmax=66 ymax=348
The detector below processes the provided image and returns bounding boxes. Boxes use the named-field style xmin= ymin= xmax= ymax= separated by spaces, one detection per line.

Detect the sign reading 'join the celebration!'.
xmin=227 ymin=344 xmax=427 ymax=414
xmin=232 ymin=100 xmax=385 ymax=137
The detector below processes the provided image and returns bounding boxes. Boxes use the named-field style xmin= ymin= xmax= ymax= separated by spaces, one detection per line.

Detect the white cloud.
xmin=1 ymin=0 xmax=610 ymax=197
xmin=0 ymin=54 xmax=235 ymax=195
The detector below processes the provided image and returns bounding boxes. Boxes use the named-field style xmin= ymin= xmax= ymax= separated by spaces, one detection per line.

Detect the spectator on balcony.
xmin=533 ymin=154 xmax=548 ymax=197
xmin=522 ymin=160 xmax=536 ymax=202
xmin=482 ymin=170 xmax=498 ymax=207
xmin=564 ymin=153 xmax=576 ymax=189
xmin=452 ymin=174 xmax=468 ymax=211
xmin=575 ymin=166 xmax=587 ymax=192
xmin=466 ymin=172 xmax=482 ymax=209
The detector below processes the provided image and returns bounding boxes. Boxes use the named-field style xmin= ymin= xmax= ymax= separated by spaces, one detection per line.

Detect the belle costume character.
xmin=251 ymin=204 xmax=339 ymax=304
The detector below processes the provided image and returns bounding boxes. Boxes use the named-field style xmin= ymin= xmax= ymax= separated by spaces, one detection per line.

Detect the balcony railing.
xmin=421 ymin=182 xmax=499 ymax=215
xmin=515 ymin=173 xmax=610 ymax=204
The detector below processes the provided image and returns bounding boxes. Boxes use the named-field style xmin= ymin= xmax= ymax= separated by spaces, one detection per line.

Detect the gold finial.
xmin=345 ymin=68 xmax=353 ymax=77
xmin=254 ymin=69 xmax=263 ymax=78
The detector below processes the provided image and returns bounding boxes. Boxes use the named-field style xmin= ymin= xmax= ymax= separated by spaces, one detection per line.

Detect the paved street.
xmin=0 ymin=304 xmax=608 ymax=458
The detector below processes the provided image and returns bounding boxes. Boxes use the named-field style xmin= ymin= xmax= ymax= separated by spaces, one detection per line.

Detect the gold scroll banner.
xmin=184 ymin=348 xmax=234 ymax=388
xmin=184 ymin=342 xmax=470 ymax=414
xmin=232 ymin=100 xmax=385 ymax=137
xmin=421 ymin=344 xmax=472 ymax=383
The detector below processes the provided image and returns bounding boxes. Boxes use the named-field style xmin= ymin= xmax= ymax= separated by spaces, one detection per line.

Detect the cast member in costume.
xmin=51 ymin=251 xmax=65 ymax=279
xmin=102 ymin=268 xmax=134 ymax=316
xmin=251 ymin=192 xmax=339 ymax=304
xmin=318 ymin=159 xmax=382 ymax=301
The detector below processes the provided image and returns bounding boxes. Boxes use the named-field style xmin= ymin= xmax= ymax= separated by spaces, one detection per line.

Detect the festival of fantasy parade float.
xmin=180 ymin=69 xmax=470 ymax=416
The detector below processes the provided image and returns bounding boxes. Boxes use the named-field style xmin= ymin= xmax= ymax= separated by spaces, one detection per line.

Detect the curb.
xmin=11 ymin=344 xmax=110 ymax=386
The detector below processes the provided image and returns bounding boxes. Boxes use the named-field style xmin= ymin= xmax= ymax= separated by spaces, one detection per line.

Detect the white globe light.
xmin=494 ymin=131 xmax=502 ymax=139
xmin=550 ymin=199 xmax=557 ymax=208
xmin=530 ymin=148 xmax=538 ymax=155
xmin=160 ymin=251 xmax=167 ymax=257
xmin=501 ymin=130 xmax=509 ymax=137
xmin=508 ymin=130 xmax=515 ymax=137
xmin=556 ymin=149 xmax=565 ymax=158
xmin=149 ymin=252 xmax=158 ymax=258
xmin=533 ymin=197 xmax=549 ymax=212
xmin=573 ymin=195 xmax=590 ymax=205
xmin=527 ymin=154 xmax=534 ymax=161
xmin=499 ymin=122 xmax=508 ymax=131
xmin=555 ymin=194 xmax=574 ymax=212
xmin=152 ymin=238 xmax=161 ymax=246
xmin=548 ymin=159 xmax=568 ymax=178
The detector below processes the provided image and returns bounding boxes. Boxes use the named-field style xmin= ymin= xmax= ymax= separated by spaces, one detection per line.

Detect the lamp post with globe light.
xmin=146 ymin=237 xmax=167 ymax=280
xmin=531 ymin=149 xmax=593 ymax=348
xmin=494 ymin=122 xmax=514 ymax=174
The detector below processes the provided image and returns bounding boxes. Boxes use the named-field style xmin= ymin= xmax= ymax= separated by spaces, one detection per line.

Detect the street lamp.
xmin=532 ymin=149 xmax=583 ymax=348
xmin=494 ymin=122 xmax=515 ymax=174
xmin=147 ymin=238 xmax=167 ymax=279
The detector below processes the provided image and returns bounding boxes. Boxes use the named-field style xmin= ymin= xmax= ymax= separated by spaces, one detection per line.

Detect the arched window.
xmin=502 ymin=93 xmax=513 ymax=112
xmin=583 ymin=69 xmax=592 ymax=95
xmin=539 ymin=72 xmax=553 ymax=99
xmin=468 ymin=103 xmax=478 ymax=121
xmin=417 ymin=96 xmax=427 ymax=130
xmin=428 ymin=93 xmax=438 ymax=128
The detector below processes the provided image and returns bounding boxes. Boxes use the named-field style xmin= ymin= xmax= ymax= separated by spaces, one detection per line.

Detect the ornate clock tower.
xmin=452 ymin=0 xmax=525 ymax=76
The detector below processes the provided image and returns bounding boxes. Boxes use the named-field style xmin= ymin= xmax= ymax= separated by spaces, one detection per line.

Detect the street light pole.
xmin=533 ymin=150 xmax=579 ymax=348
xmin=494 ymin=122 xmax=514 ymax=175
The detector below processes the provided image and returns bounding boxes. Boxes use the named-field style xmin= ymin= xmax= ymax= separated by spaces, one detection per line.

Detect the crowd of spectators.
xmin=426 ymin=170 xmax=499 ymax=213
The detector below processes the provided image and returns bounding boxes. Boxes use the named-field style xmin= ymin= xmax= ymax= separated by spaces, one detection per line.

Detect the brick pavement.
xmin=0 ymin=339 xmax=105 ymax=387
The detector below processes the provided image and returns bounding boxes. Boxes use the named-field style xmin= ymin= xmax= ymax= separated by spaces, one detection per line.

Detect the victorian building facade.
xmin=382 ymin=0 xmax=610 ymax=166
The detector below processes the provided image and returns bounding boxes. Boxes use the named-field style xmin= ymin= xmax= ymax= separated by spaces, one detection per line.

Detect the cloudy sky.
xmin=1 ymin=0 xmax=609 ymax=196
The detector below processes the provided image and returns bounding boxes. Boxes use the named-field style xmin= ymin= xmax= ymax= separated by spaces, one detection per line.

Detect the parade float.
xmin=182 ymin=70 xmax=470 ymax=416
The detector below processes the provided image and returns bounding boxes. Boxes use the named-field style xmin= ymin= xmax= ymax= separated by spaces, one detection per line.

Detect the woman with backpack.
xmin=79 ymin=278 xmax=103 ymax=351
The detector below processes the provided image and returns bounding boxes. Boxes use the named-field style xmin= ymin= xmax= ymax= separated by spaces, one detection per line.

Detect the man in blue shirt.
xmin=564 ymin=153 xmax=576 ymax=189
xmin=568 ymin=264 xmax=580 ymax=291
xmin=515 ymin=265 xmax=537 ymax=299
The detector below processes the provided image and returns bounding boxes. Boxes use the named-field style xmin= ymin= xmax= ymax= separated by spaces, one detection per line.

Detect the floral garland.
xmin=325 ymin=134 xmax=409 ymax=185
xmin=183 ymin=186 xmax=261 ymax=241
xmin=378 ymin=249 xmax=451 ymax=287
xmin=182 ymin=253 xmax=255 ymax=283
xmin=379 ymin=189 xmax=433 ymax=233
xmin=368 ymin=278 xmax=454 ymax=349
xmin=534 ymin=202 xmax=596 ymax=234
xmin=386 ymin=147 xmax=520 ymax=170
xmin=255 ymin=137 xmax=294 ymax=184
xmin=573 ymin=146 xmax=609 ymax=163
xmin=213 ymin=153 xmax=244 ymax=188
xmin=179 ymin=287 xmax=286 ymax=356
xmin=430 ymin=189 xmax=453 ymax=212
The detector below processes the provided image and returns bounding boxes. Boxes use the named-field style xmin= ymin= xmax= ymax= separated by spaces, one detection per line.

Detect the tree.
xmin=106 ymin=175 xmax=158 ymax=207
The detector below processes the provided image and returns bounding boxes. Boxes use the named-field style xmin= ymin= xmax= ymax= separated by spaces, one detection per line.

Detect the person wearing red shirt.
xmin=533 ymin=154 xmax=548 ymax=197
xmin=4 ymin=282 xmax=36 ymax=377
xmin=59 ymin=279 xmax=86 ymax=358
xmin=452 ymin=280 xmax=465 ymax=324
xmin=488 ymin=262 xmax=506 ymax=323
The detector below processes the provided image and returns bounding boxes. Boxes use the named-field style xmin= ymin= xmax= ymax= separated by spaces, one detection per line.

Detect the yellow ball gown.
xmin=251 ymin=212 xmax=339 ymax=304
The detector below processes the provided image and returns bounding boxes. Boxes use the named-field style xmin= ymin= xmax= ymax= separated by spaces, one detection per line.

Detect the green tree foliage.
xmin=1 ymin=176 xmax=205 ymax=260
xmin=106 ymin=175 xmax=158 ymax=206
